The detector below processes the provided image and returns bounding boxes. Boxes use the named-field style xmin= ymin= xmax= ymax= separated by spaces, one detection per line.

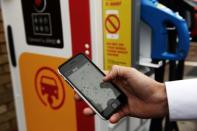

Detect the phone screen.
xmin=68 ymin=61 xmax=120 ymax=112
xmin=59 ymin=54 xmax=125 ymax=119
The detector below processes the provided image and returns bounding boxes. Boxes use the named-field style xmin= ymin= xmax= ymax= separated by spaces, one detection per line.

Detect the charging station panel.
xmin=1 ymin=0 xmax=146 ymax=130
xmin=21 ymin=0 xmax=64 ymax=48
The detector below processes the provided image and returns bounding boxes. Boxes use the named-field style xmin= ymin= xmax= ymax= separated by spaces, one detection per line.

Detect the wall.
xmin=0 ymin=10 xmax=18 ymax=131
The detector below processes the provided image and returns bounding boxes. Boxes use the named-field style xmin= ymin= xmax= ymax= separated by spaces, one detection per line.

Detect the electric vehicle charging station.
xmin=1 ymin=0 xmax=95 ymax=130
xmin=0 ymin=0 xmax=191 ymax=130
xmin=0 ymin=0 xmax=151 ymax=131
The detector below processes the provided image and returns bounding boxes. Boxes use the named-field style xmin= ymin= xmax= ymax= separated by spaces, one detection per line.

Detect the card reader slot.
xmin=7 ymin=25 xmax=17 ymax=67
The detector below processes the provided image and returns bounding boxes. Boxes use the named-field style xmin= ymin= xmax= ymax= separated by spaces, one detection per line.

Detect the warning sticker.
xmin=35 ymin=67 xmax=65 ymax=110
xmin=105 ymin=14 xmax=120 ymax=34
xmin=105 ymin=10 xmax=120 ymax=39
xmin=103 ymin=0 xmax=132 ymax=70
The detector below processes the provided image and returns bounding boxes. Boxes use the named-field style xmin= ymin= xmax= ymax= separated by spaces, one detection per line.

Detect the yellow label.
xmin=103 ymin=0 xmax=132 ymax=70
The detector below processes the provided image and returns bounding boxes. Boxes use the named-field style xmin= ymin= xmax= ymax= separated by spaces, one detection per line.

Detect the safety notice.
xmin=105 ymin=14 xmax=120 ymax=34
xmin=103 ymin=0 xmax=132 ymax=70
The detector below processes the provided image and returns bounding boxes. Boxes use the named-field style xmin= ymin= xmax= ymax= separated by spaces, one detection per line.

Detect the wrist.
xmin=158 ymin=83 xmax=168 ymax=117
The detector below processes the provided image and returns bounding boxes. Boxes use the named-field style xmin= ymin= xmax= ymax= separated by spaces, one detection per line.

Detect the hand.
xmin=75 ymin=65 xmax=168 ymax=123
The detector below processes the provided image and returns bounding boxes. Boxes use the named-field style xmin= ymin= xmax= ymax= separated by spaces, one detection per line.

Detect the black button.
xmin=111 ymin=103 xmax=118 ymax=109
xmin=111 ymin=100 xmax=120 ymax=109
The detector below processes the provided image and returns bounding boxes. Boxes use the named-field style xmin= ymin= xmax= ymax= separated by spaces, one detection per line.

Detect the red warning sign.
xmin=35 ymin=67 xmax=65 ymax=110
xmin=105 ymin=14 xmax=120 ymax=33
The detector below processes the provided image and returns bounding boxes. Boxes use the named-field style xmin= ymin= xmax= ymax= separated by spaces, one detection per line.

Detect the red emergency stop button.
xmin=35 ymin=0 xmax=41 ymax=7
xmin=34 ymin=0 xmax=46 ymax=12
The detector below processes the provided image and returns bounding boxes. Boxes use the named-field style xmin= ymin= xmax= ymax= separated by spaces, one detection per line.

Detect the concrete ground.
xmin=178 ymin=121 xmax=197 ymax=131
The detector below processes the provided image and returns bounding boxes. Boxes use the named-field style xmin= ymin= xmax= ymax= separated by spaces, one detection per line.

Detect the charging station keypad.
xmin=21 ymin=0 xmax=63 ymax=48
xmin=32 ymin=13 xmax=52 ymax=35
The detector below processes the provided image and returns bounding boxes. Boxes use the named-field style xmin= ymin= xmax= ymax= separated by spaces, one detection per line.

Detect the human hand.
xmin=75 ymin=65 xmax=168 ymax=123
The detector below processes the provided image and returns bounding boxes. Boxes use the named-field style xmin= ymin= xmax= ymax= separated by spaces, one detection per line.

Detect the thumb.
xmin=103 ymin=65 xmax=120 ymax=81
xmin=103 ymin=65 xmax=128 ymax=81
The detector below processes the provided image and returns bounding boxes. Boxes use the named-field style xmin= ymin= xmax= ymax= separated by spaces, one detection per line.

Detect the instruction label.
xmin=103 ymin=0 xmax=132 ymax=70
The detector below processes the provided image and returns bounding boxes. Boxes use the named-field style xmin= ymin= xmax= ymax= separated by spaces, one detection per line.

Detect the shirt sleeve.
xmin=165 ymin=78 xmax=197 ymax=121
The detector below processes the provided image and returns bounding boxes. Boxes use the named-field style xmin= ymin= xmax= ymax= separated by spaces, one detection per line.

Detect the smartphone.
xmin=58 ymin=53 xmax=127 ymax=120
